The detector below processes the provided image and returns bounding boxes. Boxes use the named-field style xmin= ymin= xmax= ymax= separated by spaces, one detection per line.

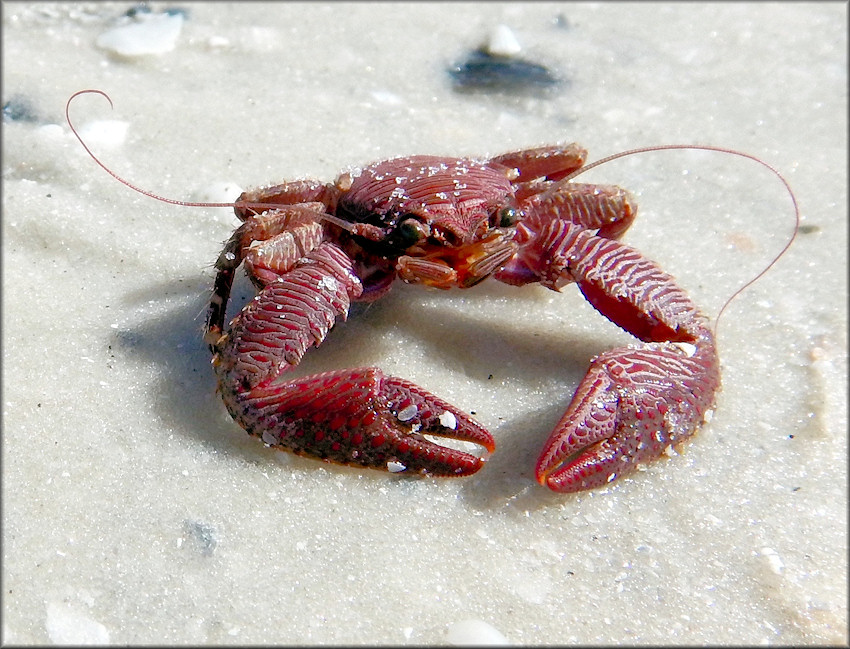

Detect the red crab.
xmin=202 ymin=145 xmax=720 ymax=493
xmin=68 ymin=90 xmax=795 ymax=494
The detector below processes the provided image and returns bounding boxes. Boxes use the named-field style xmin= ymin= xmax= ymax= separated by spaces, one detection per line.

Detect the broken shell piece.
xmin=75 ymin=120 xmax=129 ymax=148
xmin=446 ymin=619 xmax=510 ymax=646
xmin=387 ymin=460 xmax=407 ymax=473
xmin=396 ymin=404 xmax=418 ymax=422
xmin=673 ymin=342 xmax=697 ymax=357
xmin=487 ymin=24 xmax=522 ymax=56
xmin=448 ymin=49 xmax=560 ymax=94
xmin=96 ymin=11 xmax=184 ymax=57
xmin=438 ymin=410 xmax=458 ymax=430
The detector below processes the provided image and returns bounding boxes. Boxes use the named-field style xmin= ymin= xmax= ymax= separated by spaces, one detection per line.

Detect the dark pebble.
xmin=164 ymin=6 xmax=190 ymax=19
xmin=2 ymin=95 xmax=38 ymax=123
xmin=123 ymin=3 xmax=151 ymax=18
xmin=124 ymin=3 xmax=189 ymax=20
xmin=449 ymin=48 xmax=562 ymax=95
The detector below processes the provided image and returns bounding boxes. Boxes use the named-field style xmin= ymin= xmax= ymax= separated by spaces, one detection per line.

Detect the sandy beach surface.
xmin=3 ymin=2 xmax=847 ymax=644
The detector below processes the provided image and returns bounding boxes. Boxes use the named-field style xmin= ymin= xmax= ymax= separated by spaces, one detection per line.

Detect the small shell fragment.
xmin=446 ymin=619 xmax=510 ymax=646
xmin=438 ymin=410 xmax=457 ymax=430
xmin=76 ymin=120 xmax=129 ymax=148
xmin=96 ymin=11 xmax=184 ymax=57
xmin=3 ymin=95 xmax=38 ymax=123
xmin=487 ymin=24 xmax=522 ymax=56
xmin=396 ymin=404 xmax=418 ymax=422
xmin=45 ymin=601 xmax=111 ymax=645
xmin=387 ymin=461 xmax=407 ymax=473
xmin=449 ymin=43 xmax=560 ymax=95
xmin=760 ymin=547 xmax=784 ymax=575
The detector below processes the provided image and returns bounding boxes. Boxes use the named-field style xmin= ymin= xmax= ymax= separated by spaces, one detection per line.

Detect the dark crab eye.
xmin=498 ymin=206 xmax=520 ymax=227
xmin=388 ymin=217 xmax=430 ymax=249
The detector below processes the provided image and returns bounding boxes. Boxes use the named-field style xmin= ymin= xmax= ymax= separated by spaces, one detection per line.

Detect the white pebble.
xmin=673 ymin=342 xmax=697 ymax=357
xmin=438 ymin=410 xmax=457 ymax=430
xmin=75 ymin=120 xmax=129 ymax=148
xmin=387 ymin=461 xmax=407 ymax=473
xmin=96 ymin=12 xmax=184 ymax=57
xmin=447 ymin=619 xmax=510 ymax=646
xmin=370 ymin=89 xmax=403 ymax=105
xmin=760 ymin=547 xmax=784 ymax=575
xmin=207 ymin=35 xmax=231 ymax=49
xmin=397 ymin=404 xmax=418 ymax=422
xmin=487 ymin=24 xmax=522 ymax=56
xmin=45 ymin=601 xmax=110 ymax=645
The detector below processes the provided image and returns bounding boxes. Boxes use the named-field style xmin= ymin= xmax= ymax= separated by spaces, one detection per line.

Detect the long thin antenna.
xmin=565 ymin=143 xmax=799 ymax=337
xmin=68 ymin=89 xmax=799 ymax=332
xmin=65 ymin=89 xmax=360 ymax=233
xmin=66 ymin=89 xmax=238 ymax=209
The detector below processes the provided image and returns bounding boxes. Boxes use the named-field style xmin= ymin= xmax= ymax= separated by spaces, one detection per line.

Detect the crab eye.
xmin=498 ymin=207 xmax=520 ymax=227
xmin=388 ymin=217 xmax=429 ymax=249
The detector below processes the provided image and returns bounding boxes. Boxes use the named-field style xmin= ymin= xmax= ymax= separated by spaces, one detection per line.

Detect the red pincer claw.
xmin=241 ymin=368 xmax=495 ymax=479
xmin=379 ymin=375 xmax=496 ymax=477
xmin=534 ymin=362 xmax=624 ymax=493
xmin=535 ymin=342 xmax=719 ymax=493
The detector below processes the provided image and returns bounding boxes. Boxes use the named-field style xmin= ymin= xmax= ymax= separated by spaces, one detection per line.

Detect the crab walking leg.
xmin=233 ymin=179 xmax=336 ymax=221
xmin=490 ymin=143 xmax=588 ymax=182
xmin=503 ymin=221 xmax=720 ymax=492
xmin=210 ymin=242 xmax=494 ymax=476
xmin=524 ymin=182 xmax=638 ymax=240
xmin=205 ymin=204 xmax=328 ymax=346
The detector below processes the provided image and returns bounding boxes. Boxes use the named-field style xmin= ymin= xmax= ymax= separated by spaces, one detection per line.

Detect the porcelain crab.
xmin=203 ymin=145 xmax=720 ymax=492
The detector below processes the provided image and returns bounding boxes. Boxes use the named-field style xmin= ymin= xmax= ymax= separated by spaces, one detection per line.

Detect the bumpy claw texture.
xmin=535 ymin=331 xmax=719 ymax=492
xmin=231 ymin=368 xmax=494 ymax=476
xmin=63 ymin=89 xmax=744 ymax=493
xmin=517 ymin=221 xmax=721 ymax=492
xmin=207 ymin=143 xmax=722 ymax=491
xmin=212 ymin=241 xmax=493 ymax=476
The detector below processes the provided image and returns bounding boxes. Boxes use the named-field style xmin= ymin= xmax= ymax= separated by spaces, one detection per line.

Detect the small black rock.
xmin=3 ymin=95 xmax=38 ymax=123
xmin=449 ymin=48 xmax=561 ymax=95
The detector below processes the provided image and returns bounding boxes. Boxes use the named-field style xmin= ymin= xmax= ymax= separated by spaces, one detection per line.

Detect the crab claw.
xmin=378 ymin=374 xmax=496 ymax=476
xmin=234 ymin=368 xmax=495 ymax=478
xmin=535 ymin=338 xmax=719 ymax=493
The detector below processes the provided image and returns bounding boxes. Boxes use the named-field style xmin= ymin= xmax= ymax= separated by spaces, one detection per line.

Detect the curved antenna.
xmin=66 ymin=89 xmax=239 ymax=209
xmin=564 ymin=143 xmax=800 ymax=338
xmin=65 ymin=89 xmax=358 ymax=232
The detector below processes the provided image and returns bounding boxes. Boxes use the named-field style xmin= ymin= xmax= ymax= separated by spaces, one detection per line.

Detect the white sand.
xmin=3 ymin=2 xmax=847 ymax=644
